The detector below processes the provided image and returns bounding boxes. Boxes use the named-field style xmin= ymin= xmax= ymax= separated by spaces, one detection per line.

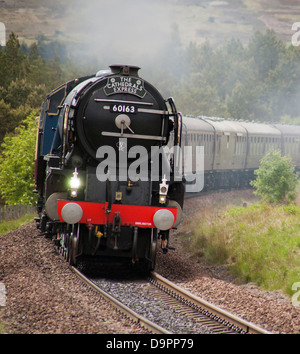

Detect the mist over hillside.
xmin=1 ymin=0 xmax=300 ymax=121
xmin=1 ymin=0 xmax=299 ymax=51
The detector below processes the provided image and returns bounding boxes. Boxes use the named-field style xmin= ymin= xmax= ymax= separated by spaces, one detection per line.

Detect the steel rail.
xmin=150 ymin=272 xmax=272 ymax=334
xmin=71 ymin=266 xmax=172 ymax=334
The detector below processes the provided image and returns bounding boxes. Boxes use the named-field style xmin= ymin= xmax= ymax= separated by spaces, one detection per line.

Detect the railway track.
xmin=72 ymin=266 xmax=271 ymax=334
xmin=72 ymin=266 xmax=171 ymax=334
xmin=150 ymin=272 xmax=271 ymax=334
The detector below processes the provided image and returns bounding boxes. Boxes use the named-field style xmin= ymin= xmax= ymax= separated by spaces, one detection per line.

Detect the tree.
xmin=250 ymin=149 xmax=298 ymax=204
xmin=247 ymin=30 xmax=284 ymax=80
xmin=0 ymin=32 xmax=26 ymax=87
xmin=0 ymin=113 xmax=38 ymax=205
xmin=0 ymin=99 xmax=32 ymax=144
xmin=0 ymin=32 xmax=74 ymax=146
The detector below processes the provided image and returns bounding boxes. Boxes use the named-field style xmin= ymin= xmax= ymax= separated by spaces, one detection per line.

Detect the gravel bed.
xmin=89 ymin=277 xmax=213 ymax=334
xmin=0 ymin=189 xmax=300 ymax=334
xmin=0 ymin=223 xmax=145 ymax=334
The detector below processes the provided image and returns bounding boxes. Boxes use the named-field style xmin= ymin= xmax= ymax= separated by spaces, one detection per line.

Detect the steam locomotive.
xmin=35 ymin=65 xmax=184 ymax=271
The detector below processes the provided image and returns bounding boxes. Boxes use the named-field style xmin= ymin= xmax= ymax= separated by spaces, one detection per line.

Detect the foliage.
xmin=280 ymin=115 xmax=300 ymax=125
xmin=0 ymin=33 xmax=74 ymax=147
xmin=250 ymin=149 xmax=299 ymax=204
xmin=149 ymin=29 xmax=300 ymax=122
xmin=184 ymin=203 xmax=300 ymax=296
xmin=0 ymin=113 xmax=38 ymax=205
xmin=1 ymin=29 xmax=300 ymax=137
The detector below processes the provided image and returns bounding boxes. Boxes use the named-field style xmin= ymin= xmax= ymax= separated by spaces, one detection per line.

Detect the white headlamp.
xmin=70 ymin=168 xmax=80 ymax=197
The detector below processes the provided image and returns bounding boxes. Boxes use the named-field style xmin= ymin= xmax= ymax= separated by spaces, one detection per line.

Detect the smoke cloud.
xmin=62 ymin=0 xmax=175 ymax=70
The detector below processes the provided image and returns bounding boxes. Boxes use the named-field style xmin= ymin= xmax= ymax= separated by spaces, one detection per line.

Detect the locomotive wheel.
xmin=58 ymin=228 xmax=78 ymax=265
xmin=59 ymin=232 xmax=67 ymax=260
xmin=130 ymin=229 xmax=157 ymax=274
xmin=68 ymin=224 xmax=80 ymax=266
xmin=70 ymin=234 xmax=78 ymax=265
xmin=67 ymin=233 xmax=73 ymax=265
xmin=148 ymin=229 xmax=158 ymax=271
xmin=141 ymin=229 xmax=158 ymax=273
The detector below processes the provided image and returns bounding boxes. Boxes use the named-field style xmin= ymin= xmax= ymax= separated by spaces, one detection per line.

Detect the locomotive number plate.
xmin=110 ymin=104 xmax=137 ymax=114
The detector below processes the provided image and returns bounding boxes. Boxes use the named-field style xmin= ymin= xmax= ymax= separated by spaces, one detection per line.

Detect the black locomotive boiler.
xmin=35 ymin=65 xmax=184 ymax=271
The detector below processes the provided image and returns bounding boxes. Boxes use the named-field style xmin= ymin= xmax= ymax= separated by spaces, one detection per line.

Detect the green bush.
xmin=0 ymin=113 xmax=38 ymax=205
xmin=250 ymin=149 xmax=298 ymax=204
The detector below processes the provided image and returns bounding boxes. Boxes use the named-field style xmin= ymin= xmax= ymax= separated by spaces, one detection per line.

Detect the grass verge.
xmin=0 ymin=213 xmax=36 ymax=236
xmin=183 ymin=203 xmax=300 ymax=296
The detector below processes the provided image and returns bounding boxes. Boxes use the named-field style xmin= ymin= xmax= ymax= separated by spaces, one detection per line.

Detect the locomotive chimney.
xmin=109 ymin=64 xmax=141 ymax=77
